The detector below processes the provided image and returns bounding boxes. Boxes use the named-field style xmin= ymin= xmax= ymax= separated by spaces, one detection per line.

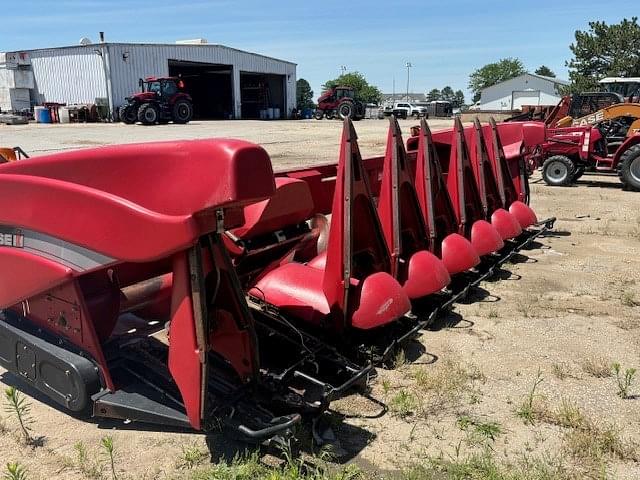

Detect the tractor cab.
xmin=317 ymin=86 xmax=355 ymax=104
xmin=599 ymin=77 xmax=640 ymax=102
xmin=334 ymin=87 xmax=355 ymax=100
xmin=136 ymin=77 xmax=183 ymax=100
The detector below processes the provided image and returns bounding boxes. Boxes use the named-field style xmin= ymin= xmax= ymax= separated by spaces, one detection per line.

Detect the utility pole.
xmin=340 ymin=65 xmax=347 ymax=76
xmin=405 ymin=62 xmax=412 ymax=101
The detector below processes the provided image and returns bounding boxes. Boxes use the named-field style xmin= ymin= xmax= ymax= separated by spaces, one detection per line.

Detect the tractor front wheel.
xmin=172 ymin=99 xmax=193 ymax=124
xmin=313 ymin=109 xmax=324 ymax=120
xmin=542 ymin=156 xmax=575 ymax=186
xmin=338 ymin=102 xmax=354 ymax=119
xmin=325 ymin=110 xmax=335 ymax=120
xmin=138 ymin=103 xmax=159 ymax=125
xmin=618 ymin=144 xmax=640 ymax=191
xmin=119 ymin=104 xmax=137 ymax=124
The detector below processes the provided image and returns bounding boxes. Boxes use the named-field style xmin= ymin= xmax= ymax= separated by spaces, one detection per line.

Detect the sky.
xmin=1 ymin=1 xmax=636 ymax=102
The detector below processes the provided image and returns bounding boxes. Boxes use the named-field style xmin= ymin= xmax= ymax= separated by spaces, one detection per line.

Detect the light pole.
xmin=340 ymin=65 xmax=347 ymax=76
xmin=405 ymin=62 xmax=412 ymax=101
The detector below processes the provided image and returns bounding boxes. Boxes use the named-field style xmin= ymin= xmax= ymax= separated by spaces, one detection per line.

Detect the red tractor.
xmin=534 ymin=126 xmax=640 ymax=190
xmin=119 ymin=77 xmax=194 ymax=125
xmin=314 ymin=86 xmax=365 ymax=120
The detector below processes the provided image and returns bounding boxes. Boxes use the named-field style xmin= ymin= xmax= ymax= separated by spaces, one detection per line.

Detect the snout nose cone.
xmin=351 ymin=272 xmax=411 ymax=330
xmin=403 ymin=250 xmax=451 ymax=299
xmin=441 ymin=233 xmax=480 ymax=275
xmin=470 ymin=220 xmax=504 ymax=256
xmin=509 ymin=201 xmax=538 ymax=228
xmin=491 ymin=208 xmax=523 ymax=240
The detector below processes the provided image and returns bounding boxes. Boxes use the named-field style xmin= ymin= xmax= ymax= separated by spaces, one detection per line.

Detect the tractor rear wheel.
xmin=313 ymin=109 xmax=324 ymax=120
xmin=542 ymin=155 xmax=575 ymax=186
xmin=138 ymin=103 xmax=159 ymax=125
xmin=119 ymin=104 xmax=137 ymax=124
xmin=338 ymin=102 xmax=354 ymax=119
xmin=172 ymin=99 xmax=193 ymax=124
xmin=618 ymin=144 xmax=640 ymax=191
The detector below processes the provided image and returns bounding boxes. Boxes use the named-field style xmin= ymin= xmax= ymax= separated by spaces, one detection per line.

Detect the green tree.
xmin=567 ymin=17 xmax=640 ymax=92
xmin=468 ymin=57 xmax=526 ymax=102
xmin=440 ymin=86 xmax=455 ymax=102
xmin=321 ymin=72 xmax=382 ymax=104
xmin=534 ymin=65 xmax=556 ymax=78
xmin=453 ymin=90 xmax=465 ymax=108
xmin=296 ymin=78 xmax=314 ymax=109
xmin=426 ymin=88 xmax=441 ymax=101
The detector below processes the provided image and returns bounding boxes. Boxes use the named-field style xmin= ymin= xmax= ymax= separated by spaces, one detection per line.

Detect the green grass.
xmin=457 ymin=415 xmax=502 ymax=443
xmin=389 ymin=390 xmax=417 ymax=419
xmin=399 ymin=451 xmax=574 ymax=480
xmin=182 ymin=451 xmax=364 ymax=480
xmin=3 ymin=463 xmax=28 ymax=480
xmin=3 ymin=387 xmax=34 ymax=445
xmin=516 ymin=368 xmax=543 ymax=425
xmin=412 ymin=360 xmax=485 ymax=416
xmin=73 ymin=441 xmax=103 ymax=480
xmin=178 ymin=444 xmax=210 ymax=469
xmin=612 ymin=362 xmax=636 ymax=399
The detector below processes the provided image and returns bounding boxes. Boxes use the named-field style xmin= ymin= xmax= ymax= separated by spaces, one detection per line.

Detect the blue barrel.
xmin=34 ymin=106 xmax=52 ymax=123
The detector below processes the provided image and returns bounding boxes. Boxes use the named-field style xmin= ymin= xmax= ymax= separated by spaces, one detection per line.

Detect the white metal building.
xmin=0 ymin=41 xmax=297 ymax=119
xmin=479 ymin=73 xmax=569 ymax=111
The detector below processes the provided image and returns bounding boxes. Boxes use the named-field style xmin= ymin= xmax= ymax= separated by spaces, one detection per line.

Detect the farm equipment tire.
xmin=542 ymin=155 xmax=574 ymax=186
xmin=314 ymin=110 xmax=324 ymax=120
xmin=119 ymin=104 xmax=137 ymax=124
xmin=172 ymin=99 xmax=193 ymax=124
xmin=325 ymin=111 xmax=335 ymax=120
xmin=618 ymin=144 xmax=640 ymax=191
xmin=338 ymin=102 xmax=354 ymax=119
xmin=138 ymin=103 xmax=159 ymax=125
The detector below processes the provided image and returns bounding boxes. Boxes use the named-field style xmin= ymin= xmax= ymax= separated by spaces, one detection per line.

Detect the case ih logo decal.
xmin=0 ymin=232 xmax=24 ymax=248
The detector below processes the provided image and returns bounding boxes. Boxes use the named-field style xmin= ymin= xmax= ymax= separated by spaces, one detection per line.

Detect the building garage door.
xmin=168 ymin=60 xmax=233 ymax=120
xmin=512 ymin=90 xmax=540 ymax=110
xmin=240 ymin=73 xmax=286 ymax=119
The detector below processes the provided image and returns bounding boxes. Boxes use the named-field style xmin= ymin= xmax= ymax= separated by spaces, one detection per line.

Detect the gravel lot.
xmin=0 ymin=119 xmax=639 ymax=479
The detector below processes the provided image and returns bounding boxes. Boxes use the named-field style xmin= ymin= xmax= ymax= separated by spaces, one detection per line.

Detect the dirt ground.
xmin=0 ymin=119 xmax=639 ymax=479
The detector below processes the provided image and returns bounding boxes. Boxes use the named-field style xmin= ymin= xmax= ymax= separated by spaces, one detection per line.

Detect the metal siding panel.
xmin=29 ymin=47 xmax=105 ymax=104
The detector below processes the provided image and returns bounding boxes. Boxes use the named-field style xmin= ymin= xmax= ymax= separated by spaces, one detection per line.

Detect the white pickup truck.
xmin=380 ymin=102 xmax=429 ymax=119
xmin=393 ymin=102 xmax=428 ymax=118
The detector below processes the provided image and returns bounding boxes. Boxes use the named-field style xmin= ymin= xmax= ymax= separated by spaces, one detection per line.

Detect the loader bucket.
xmin=412 ymin=118 xmax=480 ymax=275
xmin=377 ymin=116 xmax=451 ymax=299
